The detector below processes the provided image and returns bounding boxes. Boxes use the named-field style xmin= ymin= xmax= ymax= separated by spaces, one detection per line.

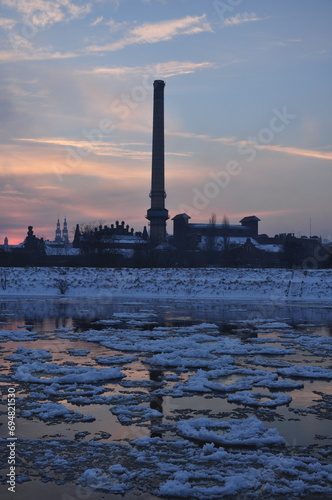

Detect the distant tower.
xmin=146 ymin=80 xmax=169 ymax=246
xmin=239 ymin=216 xmax=261 ymax=237
xmin=4 ymin=237 xmax=8 ymax=246
xmin=62 ymin=218 xmax=69 ymax=244
xmin=55 ymin=218 xmax=62 ymax=242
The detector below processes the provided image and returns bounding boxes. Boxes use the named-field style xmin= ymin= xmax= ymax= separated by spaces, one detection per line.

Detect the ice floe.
xmin=79 ymin=467 xmax=132 ymax=494
xmin=14 ymin=361 xmax=125 ymax=384
xmin=22 ymin=401 xmax=95 ymax=422
xmin=7 ymin=347 xmax=52 ymax=362
xmin=227 ymin=391 xmax=292 ymax=407
xmin=174 ymin=367 xmax=278 ymax=394
xmin=94 ymin=355 xmax=138 ymax=365
xmin=0 ymin=329 xmax=41 ymax=341
xmin=4 ymin=434 xmax=330 ymax=499
xmin=277 ymin=365 xmax=332 ymax=379
xmin=176 ymin=416 xmax=285 ymax=446
xmin=111 ymin=404 xmax=163 ymax=424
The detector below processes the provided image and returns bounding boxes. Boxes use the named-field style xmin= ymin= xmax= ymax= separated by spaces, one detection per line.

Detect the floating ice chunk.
xmin=92 ymin=319 xmax=122 ymax=325
xmin=157 ymin=469 xmax=262 ymax=499
xmin=177 ymin=370 xmax=212 ymax=393
xmin=256 ymin=321 xmax=293 ymax=330
xmin=164 ymin=374 xmax=180 ymax=381
xmin=111 ymin=404 xmax=162 ymax=424
xmin=176 ymin=416 xmax=285 ymax=447
xmin=253 ymin=379 xmax=304 ymax=390
xmin=277 ymin=365 xmax=332 ymax=379
xmin=249 ymin=357 xmax=292 ymax=368
xmin=108 ymin=464 xmax=127 ymax=474
xmin=227 ymin=391 xmax=292 ymax=407
xmin=22 ymin=401 xmax=94 ymax=422
xmin=279 ymin=334 xmax=332 ymax=357
xmin=211 ymin=337 xmax=295 ymax=356
xmin=43 ymin=382 xmax=105 ymax=400
xmin=94 ymin=355 xmax=138 ymax=365
xmin=54 ymin=327 xmax=74 ymax=333
xmin=177 ymin=367 xmax=278 ymax=394
xmin=14 ymin=361 xmax=125 ymax=384
xmin=145 ymin=352 xmax=233 ymax=369
xmin=113 ymin=312 xmax=157 ymax=319
xmin=0 ymin=329 xmax=40 ymax=341
xmin=79 ymin=467 xmax=132 ymax=493
xmin=79 ymin=468 xmax=114 ymax=489
xmin=7 ymin=347 xmax=52 ymax=361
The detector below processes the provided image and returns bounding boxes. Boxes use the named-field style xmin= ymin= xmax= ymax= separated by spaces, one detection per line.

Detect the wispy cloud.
xmin=222 ymin=12 xmax=270 ymax=27
xmin=14 ymin=137 xmax=191 ymax=160
xmin=262 ymin=144 xmax=332 ymax=160
xmin=81 ymin=60 xmax=217 ymax=79
xmin=106 ymin=18 xmax=127 ymax=33
xmin=1 ymin=0 xmax=92 ymax=28
xmin=167 ymin=130 xmax=234 ymax=145
xmin=168 ymin=130 xmax=332 ymax=161
xmin=0 ymin=43 xmax=81 ymax=63
xmin=87 ymin=14 xmax=213 ymax=52
xmin=249 ymin=208 xmax=302 ymax=217
xmin=0 ymin=17 xmax=17 ymax=30
xmin=90 ymin=16 xmax=103 ymax=27
xmin=156 ymin=60 xmax=217 ymax=78
xmin=300 ymin=49 xmax=329 ymax=59
xmin=0 ymin=76 xmax=48 ymax=99
xmin=270 ymin=38 xmax=302 ymax=47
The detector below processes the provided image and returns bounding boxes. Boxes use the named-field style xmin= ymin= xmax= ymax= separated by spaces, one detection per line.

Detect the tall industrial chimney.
xmin=146 ymin=80 xmax=169 ymax=246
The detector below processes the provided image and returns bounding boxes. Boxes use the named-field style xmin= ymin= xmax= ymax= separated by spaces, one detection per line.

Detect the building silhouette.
xmin=172 ymin=214 xmax=262 ymax=251
xmin=0 ymin=81 xmax=331 ymax=268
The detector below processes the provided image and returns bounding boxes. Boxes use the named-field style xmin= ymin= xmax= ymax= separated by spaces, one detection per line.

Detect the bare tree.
xmin=0 ymin=269 xmax=9 ymax=290
xmin=222 ymin=215 xmax=232 ymax=266
xmin=222 ymin=214 xmax=230 ymax=253
xmin=206 ymin=213 xmax=217 ymax=263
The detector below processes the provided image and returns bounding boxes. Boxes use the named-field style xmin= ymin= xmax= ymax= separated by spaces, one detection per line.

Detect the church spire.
xmin=62 ymin=217 xmax=69 ymax=244
xmin=55 ymin=218 xmax=62 ymax=242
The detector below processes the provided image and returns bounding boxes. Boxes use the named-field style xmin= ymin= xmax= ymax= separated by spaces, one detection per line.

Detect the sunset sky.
xmin=1 ymin=0 xmax=331 ymax=244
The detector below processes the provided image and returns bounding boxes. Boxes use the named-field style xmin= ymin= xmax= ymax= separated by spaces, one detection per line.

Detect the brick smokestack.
xmin=146 ymin=80 xmax=169 ymax=246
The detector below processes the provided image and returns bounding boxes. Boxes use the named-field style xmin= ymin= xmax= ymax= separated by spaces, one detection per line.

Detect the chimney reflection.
xmin=149 ymin=368 xmax=164 ymax=438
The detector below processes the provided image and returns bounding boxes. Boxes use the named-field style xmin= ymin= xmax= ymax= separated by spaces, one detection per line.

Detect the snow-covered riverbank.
xmin=1 ymin=267 xmax=332 ymax=302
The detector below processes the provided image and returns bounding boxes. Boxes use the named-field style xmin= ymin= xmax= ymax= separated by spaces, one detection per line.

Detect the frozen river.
xmin=1 ymin=297 xmax=332 ymax=499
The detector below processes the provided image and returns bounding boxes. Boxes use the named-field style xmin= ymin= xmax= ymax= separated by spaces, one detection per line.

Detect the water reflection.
xmin=319 ymin=326 xmax=332 ymax=337
xmin=149 ymin=368 xmax=164 ymax=438
xmin=1 ymin=298 xmax=332 ymax=448
xmin=1 ymin=298 xmax=332 ymax=333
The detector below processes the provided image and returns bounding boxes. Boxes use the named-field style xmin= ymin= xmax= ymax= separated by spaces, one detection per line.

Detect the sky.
xmin=0 ymin=0 xmax=331 ymax=244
